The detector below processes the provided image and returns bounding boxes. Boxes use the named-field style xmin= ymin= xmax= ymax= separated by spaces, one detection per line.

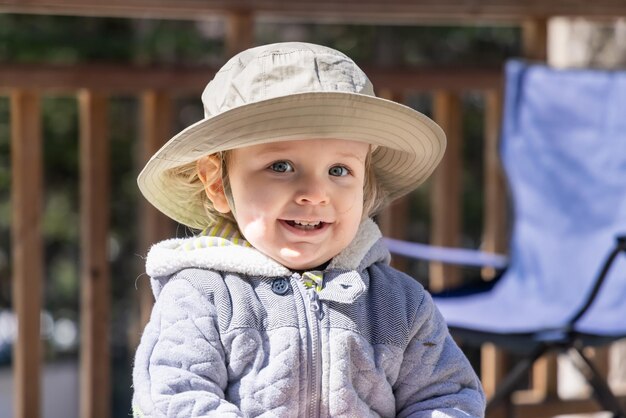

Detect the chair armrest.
xmin=383 ymin=237 xmax=508 ymax=269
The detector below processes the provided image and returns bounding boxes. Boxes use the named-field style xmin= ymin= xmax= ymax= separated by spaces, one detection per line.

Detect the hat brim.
xmin=138 ymin=91 xmax=446 ymax=229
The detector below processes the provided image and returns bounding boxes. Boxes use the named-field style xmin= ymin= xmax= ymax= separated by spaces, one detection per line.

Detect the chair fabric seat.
xmin=435 ymin=273 xmax=626 ymax=336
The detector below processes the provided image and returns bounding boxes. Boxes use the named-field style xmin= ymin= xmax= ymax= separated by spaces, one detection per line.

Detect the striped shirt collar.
xmin=177 ymin=219 xmax=252 ymax=251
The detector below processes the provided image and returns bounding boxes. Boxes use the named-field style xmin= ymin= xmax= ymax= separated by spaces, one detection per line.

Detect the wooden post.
xmin=11 ymin=90 xmax=43 ymax=418
xmin=482 ymin=343 xmax=510 ymax=418
xmin=79 ymin=90 xmax=110 ymax=418
xmin=523 ymin=17 xmax=549 ymax=62
xmin=481 ymin=90 xmax=507 ymax=279
xmin=226 ymin=11 xmax=254 ymax=58
xmin=137 ymin=91 xmax=174 ymax=331
xmin=481 ymin=89 xmax=511 ymax=416
xmin=378 ymin=197 xmax=409 ymax=270
xmin=376 ymin=89 xmax=409 ymax=271
xmin=591 ymin=346 xmax=610 ymax=382
xmin=482 ymin=343 xmax=507 ymax=396
xmin=430 ymin=91 xmax=462 ymax=292
xmin=531 ymin=353 xmax=559 ymax=400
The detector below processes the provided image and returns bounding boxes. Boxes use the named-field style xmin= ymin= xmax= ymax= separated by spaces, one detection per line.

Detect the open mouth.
xmin=284 ymin=220 xmax=326 ymax=231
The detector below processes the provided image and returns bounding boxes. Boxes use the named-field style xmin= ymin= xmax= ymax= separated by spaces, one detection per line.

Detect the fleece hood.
xmin=144 ymin=217 xmax=391 ymax=298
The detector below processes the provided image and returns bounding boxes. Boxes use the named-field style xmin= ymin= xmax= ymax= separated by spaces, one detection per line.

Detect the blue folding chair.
xmin=386 ymin=60 xmax=626 ymax=417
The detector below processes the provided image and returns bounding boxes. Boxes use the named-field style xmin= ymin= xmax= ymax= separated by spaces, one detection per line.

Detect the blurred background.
xmin=0 ymin=3 xmax=625 ymax=417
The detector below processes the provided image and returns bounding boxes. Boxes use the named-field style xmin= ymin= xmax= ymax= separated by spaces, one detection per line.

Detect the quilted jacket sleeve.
xmin=132 ymin=275 xmax=244 ymax=417
xmin=394 ymin=290 xmax=486 ymax=418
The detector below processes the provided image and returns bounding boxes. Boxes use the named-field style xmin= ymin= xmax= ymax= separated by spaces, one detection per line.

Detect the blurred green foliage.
xmin=0 ymin=12 xmax=521 ymax=416
xmin=257 ymin=23 xmax=520 ymax=66
xmin=0 ymin=15 xmax=133 ymax=62
xmin=0 ymin=14 xmax=225 ymax=64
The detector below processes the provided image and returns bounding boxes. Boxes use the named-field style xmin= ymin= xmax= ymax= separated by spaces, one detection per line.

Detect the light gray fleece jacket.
xmin=132 ymin=219 xmax=485 ymax=417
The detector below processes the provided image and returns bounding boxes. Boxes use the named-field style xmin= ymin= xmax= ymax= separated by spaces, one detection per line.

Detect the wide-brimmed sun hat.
xmin=138 ymin=42 xmax=446 ymax=229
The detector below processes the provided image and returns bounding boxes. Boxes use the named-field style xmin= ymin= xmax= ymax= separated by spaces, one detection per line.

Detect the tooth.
xmin=295 ymin=220 xmax=320 ymax=226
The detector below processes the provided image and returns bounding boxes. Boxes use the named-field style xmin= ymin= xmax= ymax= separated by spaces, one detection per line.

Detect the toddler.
xmin=133 ymin=42 xmax=485 ymax=417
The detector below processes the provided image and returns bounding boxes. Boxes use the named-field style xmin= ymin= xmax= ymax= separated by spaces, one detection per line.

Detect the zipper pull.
xmin=308 ymin=289 xmax=323 ymax=319
xmin=301 ymin=271 xmax=324 ymax=319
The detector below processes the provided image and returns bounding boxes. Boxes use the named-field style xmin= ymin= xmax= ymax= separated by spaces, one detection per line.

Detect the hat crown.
xmin=201 ymin=42 xmax=375 ymax=118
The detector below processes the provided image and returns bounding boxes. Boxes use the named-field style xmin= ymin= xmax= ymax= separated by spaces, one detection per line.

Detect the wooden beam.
xmin=1 ymin=0 xmax=626 ymax=22
xmin=0 ymin=65 xmax=216 ymax=94
xmin=11 ymin=90 xmax=43 ymax=418
xmin=137 ymin=91 xmax=174 ymax=331
xmin=368 ymin=66 xmax=503 ymax=94
xmin=0 ymin=64 xmax=503 ymax=94
xmin=79 ymin=90 xmax=111 ymax=418
xmin=430 ymin=91 xmax=462 ymax=292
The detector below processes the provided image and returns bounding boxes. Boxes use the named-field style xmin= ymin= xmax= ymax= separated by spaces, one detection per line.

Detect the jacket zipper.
xmin=304 ymin=282 xmax=323 ymax=418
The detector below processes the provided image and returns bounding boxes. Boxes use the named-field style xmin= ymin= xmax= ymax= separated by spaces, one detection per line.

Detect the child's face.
xmin=222 ymin=138 xmax=369 ymax=270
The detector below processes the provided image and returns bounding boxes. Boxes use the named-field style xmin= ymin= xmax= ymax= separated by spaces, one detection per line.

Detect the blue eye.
xmin=329 ymin=165 xmax=350 ymax=177
xmin=270 ymin=161 xmax=293 ymax=173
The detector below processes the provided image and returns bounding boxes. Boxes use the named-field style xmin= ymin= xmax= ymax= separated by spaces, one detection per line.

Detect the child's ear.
xmin=197 ymin=155 xmax=231 ymax=214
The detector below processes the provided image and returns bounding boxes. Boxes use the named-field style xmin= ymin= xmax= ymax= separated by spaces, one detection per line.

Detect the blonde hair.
xmin=362 ymin=151 xmax=388 ymax=216
xmin=164 ymin=151 xmax=236 ymax=228
xmin=165 ymin=147 xmax=388 ymax=230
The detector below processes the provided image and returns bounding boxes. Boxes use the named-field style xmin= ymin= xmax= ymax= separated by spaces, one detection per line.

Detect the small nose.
xmin=296 ymin=175 xmax=329 ymax=205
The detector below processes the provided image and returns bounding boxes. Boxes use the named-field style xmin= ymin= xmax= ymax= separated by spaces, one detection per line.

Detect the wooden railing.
xmin=2 ymin=62 xmax=507 ymax=418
